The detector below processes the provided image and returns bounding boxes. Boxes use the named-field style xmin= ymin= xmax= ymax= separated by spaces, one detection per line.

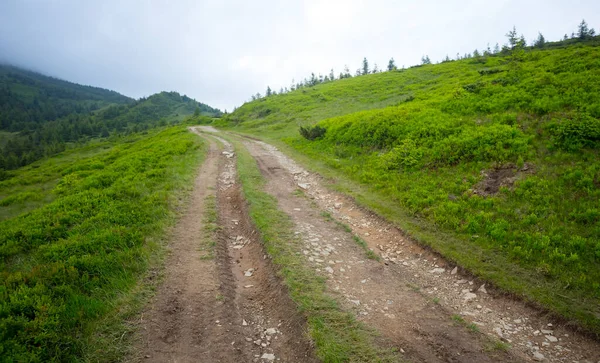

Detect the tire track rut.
xmin=134 ymin=128 xmax=316 ymax=362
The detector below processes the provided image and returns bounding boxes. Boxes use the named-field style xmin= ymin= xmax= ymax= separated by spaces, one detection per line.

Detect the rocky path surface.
xmin=134 ymin=125 xmax=599 ymax=363
xmin=238 ymin=136 xmax=600 ymax=363
xmin=134 ymin=129 xmax=316 ymax=362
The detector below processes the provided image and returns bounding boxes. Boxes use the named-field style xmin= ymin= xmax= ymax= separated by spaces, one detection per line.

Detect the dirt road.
xmin=132 ymin=126 xmax=600 ymax=362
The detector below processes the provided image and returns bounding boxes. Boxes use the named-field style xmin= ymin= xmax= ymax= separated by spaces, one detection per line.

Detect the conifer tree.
xmin=362 ymin=57 xmax=369 ymax=75
xmin=421 ymin=55 xmax=431 ymax=64
xmin=533 ymin=32 xmax=546 ymax=48
xmin=387 ymin=58 xmax=396 ymax=71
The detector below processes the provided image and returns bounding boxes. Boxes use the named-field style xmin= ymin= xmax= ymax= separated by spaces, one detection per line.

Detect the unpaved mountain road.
xmin=132 ymin=126 xmax=600 ymax=362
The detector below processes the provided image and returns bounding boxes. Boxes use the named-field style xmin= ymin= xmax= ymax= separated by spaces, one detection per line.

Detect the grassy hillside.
xmin=0 ymin=64 xmax=132 ymax=132
xmin=0 ymin=66 xmax=221 ymax=172
xmin=0 ymin=126 xmax=205 ymax=361
xmin=223 ymin=40 xmax=600 ymax=334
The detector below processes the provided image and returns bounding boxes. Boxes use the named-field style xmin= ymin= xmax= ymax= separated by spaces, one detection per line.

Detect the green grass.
xmin=222 ymin=41 xmax=600 ymax=335
xmin=230 ymin=135 xmax=400 ymax=362
xmin=0 ymin=126 xmax=205 ymax=362
xmin=200 ymin=193 xmax=219 ymax=260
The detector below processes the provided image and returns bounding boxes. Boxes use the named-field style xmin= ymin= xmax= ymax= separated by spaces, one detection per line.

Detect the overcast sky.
xmin=1 ymin=0 xmax=598 ymax=111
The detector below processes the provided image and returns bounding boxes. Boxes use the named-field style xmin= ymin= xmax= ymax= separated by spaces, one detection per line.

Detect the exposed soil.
xmin=473 ymin=163 xmax=533 ymax=196
xmin=133 ymin=128 xmax=316 ymax=362
xmin=239 ymin=137 xmax=600 ymax=363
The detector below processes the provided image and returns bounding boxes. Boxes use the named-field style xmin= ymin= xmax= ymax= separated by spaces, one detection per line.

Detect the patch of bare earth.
xmin=133 ymin=129 xmax=316 ymax=363
xmin=240 ymin=137 xmax=600 ymax=363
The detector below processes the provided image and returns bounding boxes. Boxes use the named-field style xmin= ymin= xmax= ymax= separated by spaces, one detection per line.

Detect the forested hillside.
xmin=0 ymin=65 xmax=221 ymax=172
xmin=223 ymin=35 xmax=600 ymax=334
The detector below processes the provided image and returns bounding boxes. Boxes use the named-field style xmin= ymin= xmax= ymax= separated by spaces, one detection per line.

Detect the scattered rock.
xmin=429 ymin=268 xmax=446 ymax=274
xmin=324 ymin=266 xmax=334 ymax=274
xmin=261 ymin=353 xmax=276 ymax=361
xmin=477 ymin=284 xmax=488 ymax=294
xmin=545 ymin=335 xmax=558 ymax=343
xmin=298 ymin=183 xmax=310 ymax=190
xmin=541 ymin=329 xmax=553 ymax=335
xmin=244 ymin=268 xmax=255 ymax=277
xmin=451 ymin=266 xmax=458 ymax=275
xmin=349 ymin=299 xmax=361 ymax=306
xmin=334 ymin=203 xmax=343 ymax=209
xmin=265 ymin=328 xmax=278 ymax=335
xmin=463 ymin=292 xmax=477 ymax=302
xmin=532 ymin=351 xmax=545 ymax=361
xmin=242 ymin=319 xmax=248 ymax=326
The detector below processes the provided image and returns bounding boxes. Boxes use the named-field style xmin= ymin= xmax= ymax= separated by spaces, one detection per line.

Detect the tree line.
xmin=248 ymin=19 xmax=597 ymax=102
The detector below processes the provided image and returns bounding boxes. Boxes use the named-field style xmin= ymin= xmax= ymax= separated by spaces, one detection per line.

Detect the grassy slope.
xmin=223 ymin=41 xmax=600 ymax=334
xmin=0 ymin=126 xmax=205 ymax=362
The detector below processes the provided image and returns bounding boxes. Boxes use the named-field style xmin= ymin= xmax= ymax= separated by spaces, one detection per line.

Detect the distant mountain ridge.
xmin=0 ymin=64 xmax=221 ymax=172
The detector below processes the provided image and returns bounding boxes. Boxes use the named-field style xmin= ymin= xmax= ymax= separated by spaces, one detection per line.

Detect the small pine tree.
xmin=533 ymin=32 xmax=546 ymax=48
xmin=372 ymin=63 xmax=379 ymax=73
xmin=266 ymin=86 xmax=272 ymax=97
xmin=494 ymin=43 xmax=500 ymax=54
xmin=506 ymin=26 xmax=518 ymax=49
xmin=362 ymin=57 xmax=369 ymax=75
xmin=421 ymin=55 xmax=431 ymax=64
xmin=473 ymin=49 xmax=481 ymax=58
xmin=387 ymin=58 xmax=396 ymax=71
xmin=578 ymin=19 xmax=590 ymax=39
xmin=329 ymin=68 xmax=335 ymax=81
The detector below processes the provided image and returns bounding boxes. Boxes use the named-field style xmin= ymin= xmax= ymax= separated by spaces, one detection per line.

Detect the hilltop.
xmin=221 ymin=38 xmax=600 ymax=334
xmin=0 ymin=65 xmax=221 ymax=172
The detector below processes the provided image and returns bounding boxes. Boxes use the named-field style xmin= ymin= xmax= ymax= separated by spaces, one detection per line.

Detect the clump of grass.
xmin=199 ymin=194 xmax=219 ymax=260
xmin=231 ymin=136 xmax=398 ymax=362
xmin=352 ymin=235 xmax=380 ymax=261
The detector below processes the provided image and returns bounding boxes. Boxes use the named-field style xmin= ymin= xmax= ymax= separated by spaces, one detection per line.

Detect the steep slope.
xmin=223 ymin=39 xmax=600 ymax=334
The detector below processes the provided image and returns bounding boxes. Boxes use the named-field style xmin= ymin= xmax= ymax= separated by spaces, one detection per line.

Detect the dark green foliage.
xmin=299 ymin=125 xmax=326 ymax=140
xmin=549 ymin=114 xmax=600 ymax=151
xmin=0 ymin=127 xmax=203 ymax=361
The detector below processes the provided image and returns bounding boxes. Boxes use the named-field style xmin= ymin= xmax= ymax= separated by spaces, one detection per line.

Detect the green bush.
xmin=299 ymin=125 xmax=326 ymax=140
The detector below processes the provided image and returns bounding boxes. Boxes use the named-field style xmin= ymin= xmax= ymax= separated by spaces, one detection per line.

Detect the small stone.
xmin=244 ymin=268 xmax=255 ymax=277
xmin=402 ymin=262 xmax=409 ymax=266
xmin=242 ymin=319 xmax=248 ymax=326
xmin=261 ymin=353 xmax=275 ymax=361
xmin=334 ymin=203 xmax=342 ymax=209
xmin=145 ymin=355 xmax=151 ymax=359
xmin=541 ymin=329 xmax=553 ymax=335
xmin=349 ymin=299 xmax=360 ymax=306
xmin=476 ymin=305 xmax=483 ymax=310
xmin=494 ymin=327 xmax=503 ymax=338
xmin=325 ymin=266 xmax=334 ymax=274
xmin=477 ymin=284 xmax=488 ymax=294
xmin=244 ymin=285 xmax=254 ymax=288
xmin=514 ymin=319 xmax=522 ymax=324
xmin=297 ymin=183 xmax=310 ymax=190
xmin=532 ymin=351 xmax=545 ymax=361
xmin=545 ymin=335 xmax=558 ymax=342
xmin=265 ymin=328 xmax=277 ymax=335
xmin=451 ymin=266 xmax=458 ymax=275
xmin=463 ymin=292 xmax=477 ymax=301
xmin=430 ymin=268 xmax=446 ymax=274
